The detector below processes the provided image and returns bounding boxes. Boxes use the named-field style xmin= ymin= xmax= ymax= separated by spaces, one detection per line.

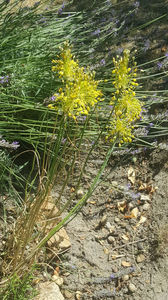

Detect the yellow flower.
xmin=107 ymin=50 xmax=142 ymax=144
xmin=49 ymin=42 xmax=103 ymax=118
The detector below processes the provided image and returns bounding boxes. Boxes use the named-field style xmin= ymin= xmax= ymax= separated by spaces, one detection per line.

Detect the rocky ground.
xmin=1 ymin=147 xmax=168 ymax=300
xmin=45 ymin=148 xmax=167 ymax=300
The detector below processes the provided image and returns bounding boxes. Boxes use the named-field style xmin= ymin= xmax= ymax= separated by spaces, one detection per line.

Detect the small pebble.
xmin=100 ymin=215 xmax=107 ymax=226
xmin=52 ymin=275 xmax=64 ymax=286
xmin=136 ymin=254 xmax=145 ymax=263
xmin=75 ymin=291 xmax=82 ymax=300
xmin=122 ymin=274 xmax=129 ymax=281
xmin=120 ymin=222 xmax=127 ymax=228
xmin=112 ymin=266 xmax=118 ymax=273
xmin=128 ymin=283 xmax=137 ymax=293
xmin=95 ymin=215 xmax=107 ymax=229
xmin=142 ymin=203 xmax=150 ymax=211
xmin=114 ymin=217 xmax=120 ymax=223
xmin=76 ymin=189 xmax=84 ymax=199
xmin=128 ymin=202 xmax=134 ymax=209
xmin=137 ymin=243 xmax=143 ymax=250
xmin=105 ymin=222 xmax=115 ymax=232
xmin=107 ymin=236 xmax=115 ymax=244
xmin=111 ymin=181 xmax=118 ymax=187
xmin=64 ymin=290 xmax=73 ymax=299
xmin=42 ymin=272 xmax=49 ymax=279
xmin=140 ymin=194 xmax=150 ymax=202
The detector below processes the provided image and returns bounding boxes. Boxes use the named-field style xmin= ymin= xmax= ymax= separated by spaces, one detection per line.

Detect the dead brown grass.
xmin=3 ymin=0 xmax=66 ymax=15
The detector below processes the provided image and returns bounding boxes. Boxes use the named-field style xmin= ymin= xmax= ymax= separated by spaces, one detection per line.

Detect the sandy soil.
xmin=56 ymin=149 xmax=168 ymax=299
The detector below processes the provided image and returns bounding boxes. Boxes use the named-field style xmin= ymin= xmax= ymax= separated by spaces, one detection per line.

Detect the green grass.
xmin=0 ymin=270 xmax=38 ymax=300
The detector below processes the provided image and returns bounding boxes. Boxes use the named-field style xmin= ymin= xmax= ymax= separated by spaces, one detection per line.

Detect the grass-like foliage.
xmin=0 ymin=268 xmax=37 ymax=300
xmin=1 ymin=29 xmax=142 ymax=284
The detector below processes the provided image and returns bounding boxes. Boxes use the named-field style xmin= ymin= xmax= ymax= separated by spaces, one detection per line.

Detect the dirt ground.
xmin=55 ymin=148 xmax=168 ymax=299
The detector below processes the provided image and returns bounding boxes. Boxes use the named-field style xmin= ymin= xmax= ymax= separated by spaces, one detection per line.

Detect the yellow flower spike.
xmin=48 ymin=104 xmax=54 ymax=109
xmin=107 ymin=49 xmax=142 ymax=145
xmin=51 ymin=42 xmax=103 ymax=118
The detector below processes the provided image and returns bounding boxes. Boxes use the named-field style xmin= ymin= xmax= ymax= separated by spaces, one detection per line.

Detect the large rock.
xmin=34 ymin=281 xmax=64 ymax=300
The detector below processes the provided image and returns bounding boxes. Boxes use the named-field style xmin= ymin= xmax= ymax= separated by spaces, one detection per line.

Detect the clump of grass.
xmin=1 ymin=42 xmax=142 ymax=284
xmin=0 ymin=268 xmax=38 ymax=300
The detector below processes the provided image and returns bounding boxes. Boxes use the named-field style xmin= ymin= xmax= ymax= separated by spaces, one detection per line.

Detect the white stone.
xmin=114 ymin=217 xmax=120 ymax=223
xmin=107 ymin=236 xmax=115 ymax=244
xmin=34 ymin=281 xmax=64 ymax=300
xmin=52 ymin=275 xmax=64 ymax=286
xmin=122 ymin=274 xmax=129 ymax=281
xmin=128 ymin=283 xmax=137 ymax=293
xmin=140 ymin=194 xmax=150 ymax=202
xmin=142 ymin=203 xmax=150 ymax=211
xmin=76 ymin=189 xmax=84 ymax=199
xmin=75 ymin=291 xmax=83 ymax=300
xmin=105 ymin=222 xmax=115 ymax=233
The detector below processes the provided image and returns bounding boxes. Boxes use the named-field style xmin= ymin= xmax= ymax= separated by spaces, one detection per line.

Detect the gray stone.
xmin=137 ymin=243 xmax=144 ymax=250
xmin=107 ymin=235 xmax=115 ymax=244
xmin=142 ymin=203 xmax=150 ymax=211
xmin=105 ymin=222 xmax=115 ymax=232
xmin=34 ymin=282 xmax=64 ymax=300
xmin=114 ymin=217 xmax=120 ymax=223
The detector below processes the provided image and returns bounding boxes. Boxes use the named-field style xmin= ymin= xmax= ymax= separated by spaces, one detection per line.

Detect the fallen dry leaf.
xmin=117 ymin=200 xmax=127 ymax=213
xmin=128 ymin=166 xmax=136 ymax=184
xmin=131 ymin=207 xmax=139 ymax=218
xmin=138 ymin=182 xmax=157 ymax=194
xmin=104 ymin=247 xmax=109 ymax=255
xmin=124 ymin=207 xmax=139 ymax=219
xmin=121 ymin=261 xmax=132 ymax=267
xmin=88 ymin=201 xmax=96 ymax=204
xmin=135 ymin=216 xmax=147 ymax=228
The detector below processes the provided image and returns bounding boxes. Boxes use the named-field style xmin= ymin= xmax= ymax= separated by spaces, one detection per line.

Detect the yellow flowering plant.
xmin=49 ymin=42 xmax=103 ymax=120
xmin=107 ymin=49 xmax=142 ymax=146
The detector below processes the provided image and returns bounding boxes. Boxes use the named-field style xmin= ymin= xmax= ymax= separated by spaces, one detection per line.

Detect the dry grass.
xmin=9 ymin=0 xmax=65 ymax=7
xmin=3 ymin=0 xmax=67 ymax=15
